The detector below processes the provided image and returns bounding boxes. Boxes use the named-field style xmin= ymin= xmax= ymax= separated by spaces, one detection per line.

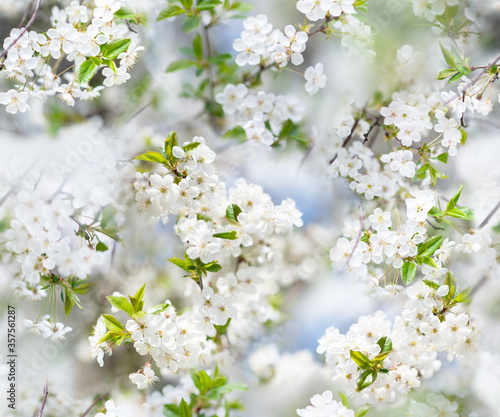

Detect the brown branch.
xmin=0 ymin=0 xmax=43 ymax=60
xmin=308 ymin=15 xmax=333 ymax=36
xmin=345 ymin=201 xmax=364 ymax=269
xmin=477 ymin=200 xmax=500 ymax=230
xmin=36 ymin=380 xmax=49 ymax=417
xmin=329 ymin=117 xmax=360 ymax=164
xmin=80 ymin=393 xmax=108 ymax=417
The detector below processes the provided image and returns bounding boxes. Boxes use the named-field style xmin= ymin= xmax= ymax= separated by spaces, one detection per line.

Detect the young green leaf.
xmin=101 ymin=314 xmax=125 ymax=332
xmin=104 ymin=38 xmax=131 ymax=59
xmin=446 ymin=185 xmax=463 ymax=212
xmin=350 ymin=350 xmax=372 ymax=370
xmin=205 ymin=262 xmax=222 ymax=273
xmin=193 ymin=34 xmax=203 ymax=60
xmin=226 ymin=204 xmax=242 ymax=223
xmin=135 ymin=151 xmax=169 ymax=164
xmin=157 ymin=5 xmax=185 ymax=21
xmin=77 ymin=61 xmax=97 ymax=84
xmin=376 ymin=336 xmax=392 ymax=354
xmin=417 ymin=235 xmax=443 ymax=257
xmin=96 ymin=241 xmax=108 ymax=252
xmin=440 ymin=43 xmax=456 ymax=67
xmin=196 ymin=0 xmax=222 ymax=10
xmin=181 ymin=15 xmax=200 ymax=33
xmin=179 ymin=399 xmax=192 ymax=417
xmin=168 ymin=256 xmax=190 ymax=272
xmin=213 ymin=231 xmax=238 ymax=240
xmin=357 ymin=369 xmax=377 ymax=391
xmin=166 ymin=59 xmax=198 ymax=73
xmin=221 ymin=125 xmax=247 ymax=142
xmin=401 ymin=262 xmax=417 ymax=284
xmin=106 ymin=295 xmax=135 ymax=316
xmin=338 ymin=391 xmax=349 ymax=408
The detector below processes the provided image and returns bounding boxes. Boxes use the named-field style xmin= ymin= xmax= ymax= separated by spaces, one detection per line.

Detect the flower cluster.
xmin=297 ymin=390 xmax=354 ymax=417
xmin=215 ymin=84 xmax=305 ymax=145
xmin=296 ymin=0 xmax=355 ymax=21
xmin=0 ymin=0 xmax=143 ymax=113
xmin=317 ymin=276 xmax=478 ymax=406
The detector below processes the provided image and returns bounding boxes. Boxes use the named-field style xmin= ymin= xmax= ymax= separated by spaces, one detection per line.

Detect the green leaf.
xmin=376 ymin=336 xmax=392 ymax=354
xmin=422 ymin=257 xmax=438 ymax=268
xmin=181 ymin=0 xmax=193 ymax=8
xmin=133 ymin=284 xmax=146 ymax=303
xmin=459 ymin=127 xmax=467 ymax=145
xmin=96 ymin=241 xmax=108 ymax=252
xmin=355 ymin=406 xmax=370 ymax=417
xmin=457 ymin=206 xmax=474 ymax=219
xmin=213 ymin=231 xmax=238 ymax=240
xmin=416 ymin=163 xmax=429 ymax=180
xmin=279 ymin=119 xmax=297 ymax=139
xmin=207 ymin=53 xmax=232 ymax=64
xmin=205 ymin=262 xmax=222 ymax=273
xmin=101 ymin=314 xmax=125 ymax=332
xmin=226 ymin=204 xmax=242 ymax=223
xmin=179 ymin=399 xmax=192 ymax=417
xmin=64 ymin=291 xmax=73 ymax=317
xmin=181 ymin=15 xmax=200 ymax=33
xmin=193 ymin=34 xmax=203 ymax=60
xmin=417 ymin=235 xmax=443 ymax=257
xmin=338 ymin=391 xmax=349 ymax=408
xmin=440 ymin=43 xmax=456 ymax=67
xmin=168 ymin=256 xmax=190 ymax=272
xmin=157 ymin=5 xmax=185 ymax=21
xmin=452 ymin=287 xmax=471 ymax=304
xmin=449 ymin=72 xmax=463 ymax=83
xmin=164 ymin=131 xmax=179 ymax=163
xmin=72 ymin=282 xmax=95 ymax=295
xmin=114 ymin=7 xmax=137 ymax=19
xmin=164 ymin=403 xmax=181 ymax=417
xmin=445 ymin=272 xmax=457 ymax=300
xmin=436 ymin=153 xmax=448 ymax=163
xmin=196 ymin=0 xmax=222 ymax=10
xmin=104 ymin=38 xmax=131 ymax=59
xmin=456 ymin=62 xmax=471 ymax=76
xmin=401 ymin=262 xmax=417 ymax=284
xmin=436 ymin=68 xmax=456 ymax=82
xmin=166 ymin=59 xmax=198 ymax=72
xmin=147 ymin=302 xmax=171 ymax=315
xmin=228 ymin=1 xmax=252 ymax=12
xmin=447 ymin=208 xmax=468 ymax=218
xmin=221 ymin=125 xmax=246 ymax=142
xmin=423 ymin=279 xmax=440 ymax=290
xmin=446 ymin=185 xmax=463 ymax=212
xmin=373 ymin=351 xmax=391 ymax=363
xmin=106 ymin=295 xmax=135 ymax=316
xmin=77 ymin=60 xmax=96 ymax=84
xmin=135 ymin=151 xmax=169 ymax=164
xmin=428 ymin=206 xmax=446 ymax=218
xmin=357 ymin=369 xmax=377 ymax=391
xmin=215 ymin=382 xmax=248 ymax=395
xmin=350 ymin=350 xmax=372 ymax=370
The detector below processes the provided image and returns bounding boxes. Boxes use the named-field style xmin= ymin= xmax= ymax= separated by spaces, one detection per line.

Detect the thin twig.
xmin=36 ymin=380 xmax=49 ymax=417
xmin=345 ymin=201 xmax=364 ymax=269
xmin=17 ymin=0 xmax=36 ymax=28
xmin=0 ymin=159 xmax=38 ymax=208
xmin=329 ymin=117 xmax=360 ymax=165
xmin=477 ymin=200 xmax=500 ymax=229
xmin=80 ymin=393 xmax=108 ymax=417
xmin=0 ymin=0 xmax=43 ymax=60
xmin=202 ymin=22 xmax=220 ymax=134
xmin=469 ymin=275 xmax=488 ymax=297
xmin=308 ymin=15 xmax=333 ymax=36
